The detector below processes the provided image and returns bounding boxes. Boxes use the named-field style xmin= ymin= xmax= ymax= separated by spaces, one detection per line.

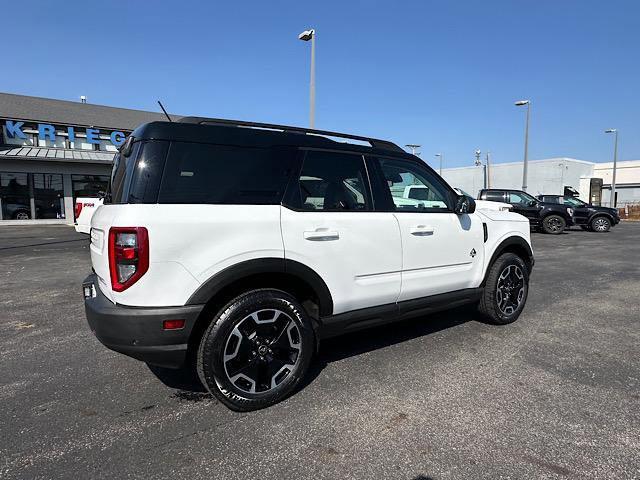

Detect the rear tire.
xmin=542 ymin=214 xmax=566 ymax=234
xmin=478 ymin=253 xmax=529 ymax=325
xmin=197 ymin=289 xmax=314 ymax=411
xmin=590 ymin=216 xmax=611 ymax=233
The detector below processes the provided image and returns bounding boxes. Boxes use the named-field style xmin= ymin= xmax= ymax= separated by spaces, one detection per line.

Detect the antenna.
xmin=157 ymin=100 xmax=172 ymax=122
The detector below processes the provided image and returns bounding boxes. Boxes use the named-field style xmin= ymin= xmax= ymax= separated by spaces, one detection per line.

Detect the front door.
xmin=373 ymin=157 xmax=485 ymax=301
xmin=507 ymin=191 xmax=541 ymax=225
xmin=280 ymin=150 xmax=402 ymax=315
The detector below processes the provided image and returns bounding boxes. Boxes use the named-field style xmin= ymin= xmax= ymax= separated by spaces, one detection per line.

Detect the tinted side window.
xmin=485 ymin=191 xmax=506 ymax=202
xmin=297 ymin=151 xmax=371 ymax=211
xmin=378 ymin=158 xmax=452 ymax=211
xmin=509 ymin=191 xmax=535 ymax=205
xmin=159 ymin=143 xmax=295 ymax=204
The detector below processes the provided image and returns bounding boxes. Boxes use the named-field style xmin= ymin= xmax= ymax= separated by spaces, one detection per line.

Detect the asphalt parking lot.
xmin=1 ymin=224 xmax=639 ymax=480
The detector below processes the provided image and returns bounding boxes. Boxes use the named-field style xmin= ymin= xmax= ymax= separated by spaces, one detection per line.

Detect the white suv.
xmin=83 ymin=118 xmax=534 ymax=411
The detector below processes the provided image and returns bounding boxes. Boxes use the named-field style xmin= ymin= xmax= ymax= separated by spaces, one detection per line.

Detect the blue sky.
xmin=2 ymin=0 xmax=638 ymax=167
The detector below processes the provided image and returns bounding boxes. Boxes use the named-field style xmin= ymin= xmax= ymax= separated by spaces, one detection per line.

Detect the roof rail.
xmin=178 ymin=116 xmax=404 ymax=152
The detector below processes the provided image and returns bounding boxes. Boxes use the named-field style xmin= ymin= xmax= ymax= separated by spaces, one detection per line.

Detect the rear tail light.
xmin=108 ymin=227 xmax=149 ymax=292
xmin=74 ymin=201 xmax=83 ymax=219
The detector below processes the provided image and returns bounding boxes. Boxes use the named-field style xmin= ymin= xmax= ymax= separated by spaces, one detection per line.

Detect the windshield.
xmin=564 ymin=197 xmax=587 ymax=207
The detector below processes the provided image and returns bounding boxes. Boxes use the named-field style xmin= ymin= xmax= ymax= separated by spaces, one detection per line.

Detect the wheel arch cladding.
xmin=485 ymin=236 xmax=534 ymax=282
xmin=185 ymin=258 xmax=333 ymax=356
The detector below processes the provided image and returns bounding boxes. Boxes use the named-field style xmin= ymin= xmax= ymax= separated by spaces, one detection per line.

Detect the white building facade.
xmin=441 ymin=157 xmax=640 ymax=207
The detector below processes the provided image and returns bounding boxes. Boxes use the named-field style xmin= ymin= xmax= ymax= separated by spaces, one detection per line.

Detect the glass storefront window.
xmin=0 ymin=172 xmax=31 ymax=220
xmin=33 ymin=173 xmax=65 ymax=219
xmin=0 ymin=172 xmax=65 ymax=220
xmin=72 ymin=175 xmax=109 ymax=200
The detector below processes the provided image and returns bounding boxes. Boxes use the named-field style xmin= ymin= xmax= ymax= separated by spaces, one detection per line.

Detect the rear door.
xmin=280 ymin=150 xmax=402 ymax=315
xmin=371 ymin=156 xmax=485 ymax=301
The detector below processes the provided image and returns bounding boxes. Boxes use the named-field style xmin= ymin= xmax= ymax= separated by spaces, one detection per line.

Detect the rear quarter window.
xmin=158 ymin=143 xmax=296 ymax=205
xmin=106 ymin=140 xmax=168 ymax=204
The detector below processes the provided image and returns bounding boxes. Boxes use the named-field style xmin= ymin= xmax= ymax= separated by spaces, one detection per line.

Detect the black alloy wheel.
xmin=197 ymin=289 xmax=314 ymax=411
xmin=495 ymin=264 xmax=526 ymax=316
xmin=477 ymin=252 xmax=529 ymax=325
xmin=542 ymin=215 xmax=566 ymax=234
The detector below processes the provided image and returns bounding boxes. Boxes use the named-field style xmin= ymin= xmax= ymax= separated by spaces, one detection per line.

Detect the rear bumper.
xmin=83 ymin=274 xmax=204 ymax=368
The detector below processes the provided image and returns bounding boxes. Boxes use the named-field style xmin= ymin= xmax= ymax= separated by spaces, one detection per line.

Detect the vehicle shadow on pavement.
xmin=298 ymin=305 xmax=476 ymax=394
xmin=148 ymin=306 xmax=477 ymax=399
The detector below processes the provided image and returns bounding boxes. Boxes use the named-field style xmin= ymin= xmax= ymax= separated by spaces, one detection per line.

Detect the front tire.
xmin=542 ymin=214 xmax=566 ymax=234
xmin=590 ymin=216 xmax=611 ymax=232
xmin=478 ymin=253 xmax=529 ymax=325
xmin=197 ymin=289 xmax=314 ymax=411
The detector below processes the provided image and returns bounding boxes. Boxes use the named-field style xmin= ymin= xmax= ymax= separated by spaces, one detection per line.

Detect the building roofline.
xmin=0 ymin=91 xmax=177 ymax=131
xmin=442 ymin=157 xmax=596 ymax=171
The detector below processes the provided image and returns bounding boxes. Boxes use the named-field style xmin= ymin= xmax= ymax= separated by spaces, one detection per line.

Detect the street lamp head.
xmin=605 ymin=129 xmax=617 ymax=133
xmin=298 ymin=29 xmax=315 ymax=41
xmin=434 ymin=153 xmax=441 ymax=157
xmin=514 ymin=100 xmax=530 ymax=106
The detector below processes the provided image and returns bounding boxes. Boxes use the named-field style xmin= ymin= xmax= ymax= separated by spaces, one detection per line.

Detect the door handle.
xmin=410 ymin=225 xmax=435 ymax=236
xmin=303 ymin=228 xmax=340 ymax=241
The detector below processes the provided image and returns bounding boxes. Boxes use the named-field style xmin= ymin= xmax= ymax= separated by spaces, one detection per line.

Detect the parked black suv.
xmin=537 ymin=195 xmax=620 ymax=232
xmin=478 ymin=189 xmax=574 ymax=234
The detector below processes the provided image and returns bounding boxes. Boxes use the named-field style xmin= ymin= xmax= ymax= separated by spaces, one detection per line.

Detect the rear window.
xmin=158 ymin=142 xmax=295 ymax=205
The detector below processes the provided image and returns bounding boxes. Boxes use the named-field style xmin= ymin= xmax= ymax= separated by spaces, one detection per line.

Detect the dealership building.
xmin=0 ymin=92 xmax=170 ymax=224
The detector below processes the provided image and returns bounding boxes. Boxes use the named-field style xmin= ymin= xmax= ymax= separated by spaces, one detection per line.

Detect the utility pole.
xmin=475 ymin=150 xmax=487 ymax=189
xmin=605 ymin=129 xmax=618 ymax=207
xmin=485 ymin=151 xmax=491 ymax=188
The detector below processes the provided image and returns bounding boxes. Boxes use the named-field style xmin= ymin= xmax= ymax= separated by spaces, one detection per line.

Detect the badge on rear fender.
xmin=470 ymin=248 xmax=477 ymax=258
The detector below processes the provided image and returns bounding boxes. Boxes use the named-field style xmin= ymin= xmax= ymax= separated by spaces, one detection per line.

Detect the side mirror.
xmin=529 ymin=199 xmax=538 ymax=206
xmin=455 ymin=194 xmax=476 ymax=215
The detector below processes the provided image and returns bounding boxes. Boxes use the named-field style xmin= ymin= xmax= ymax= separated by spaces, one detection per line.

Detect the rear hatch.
xmin=90 ymin=139 xmax=169 ymax=303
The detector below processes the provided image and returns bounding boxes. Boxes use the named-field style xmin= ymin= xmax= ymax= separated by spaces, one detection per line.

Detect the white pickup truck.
xmin=399 ymin=185 xmax=511 ymax=212
xmin=74 ymin=197 xmax=103 ymax=234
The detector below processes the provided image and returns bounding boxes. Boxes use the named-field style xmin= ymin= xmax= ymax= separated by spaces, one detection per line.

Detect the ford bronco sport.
xmin=83 ymin=118 xmax=534 ymax=411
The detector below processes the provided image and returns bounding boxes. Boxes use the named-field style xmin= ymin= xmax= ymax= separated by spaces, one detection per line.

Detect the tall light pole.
xmin=298 ymin=29 xmax=316 ymax=128
xmin=406 ymin=144 xmax=421 ymax=156
xmin=515 ymin=99 xmax=531 ymax=191
xmin=605 ymin=128 xmax=618 ymax=207
xmin=435 ymin=153 xmax=443 ymax=175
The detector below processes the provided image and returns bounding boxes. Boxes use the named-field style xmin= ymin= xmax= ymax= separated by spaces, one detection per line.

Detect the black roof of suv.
xmin=130 ymin=117 xmax=409 ymax=157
